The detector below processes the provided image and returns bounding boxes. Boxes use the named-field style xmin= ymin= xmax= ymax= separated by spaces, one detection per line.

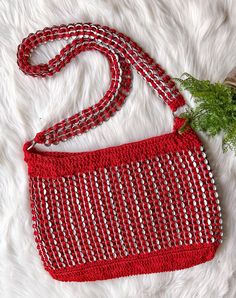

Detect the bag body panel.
xmin=27 ymin=128 xmax=223 ymax=281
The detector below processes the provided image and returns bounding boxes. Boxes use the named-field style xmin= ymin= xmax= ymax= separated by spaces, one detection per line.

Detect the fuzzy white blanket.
xmin=1 ymin=0 xmax=236 ymax=297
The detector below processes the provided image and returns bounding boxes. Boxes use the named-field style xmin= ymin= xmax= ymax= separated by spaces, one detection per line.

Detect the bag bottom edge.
xmin=47 ymin=242 xmax=220 ymax=282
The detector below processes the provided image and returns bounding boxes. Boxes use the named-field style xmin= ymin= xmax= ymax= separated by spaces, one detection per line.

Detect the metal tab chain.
xmin=17 ymin=23 xmax=185 ymax=148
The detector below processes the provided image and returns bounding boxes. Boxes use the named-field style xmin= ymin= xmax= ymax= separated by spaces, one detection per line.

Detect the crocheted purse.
xmin=17 ymin=23 xmax=223 ymax=282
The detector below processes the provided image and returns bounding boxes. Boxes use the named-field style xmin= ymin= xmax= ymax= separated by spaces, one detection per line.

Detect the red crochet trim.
xmin=49 ymin=243 xmax=219 ymax=282
xmin=24 ymin=119 xmax=200 ymax=178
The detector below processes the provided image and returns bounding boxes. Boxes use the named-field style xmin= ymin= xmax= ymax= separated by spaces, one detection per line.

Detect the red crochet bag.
xmin=17 ymin=23 xmax=223 ymax=282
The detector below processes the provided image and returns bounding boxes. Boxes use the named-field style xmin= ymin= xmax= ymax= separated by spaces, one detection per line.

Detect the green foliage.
xmin=175 ymin=73 xmax=236 ymax=153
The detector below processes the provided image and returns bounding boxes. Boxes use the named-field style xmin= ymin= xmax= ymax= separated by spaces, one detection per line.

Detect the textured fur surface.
xmin=1 ymin=0 xmax=236 ymax=297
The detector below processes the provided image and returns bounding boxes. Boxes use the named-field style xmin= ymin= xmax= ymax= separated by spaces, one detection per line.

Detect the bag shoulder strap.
xmin=17 ymin=23 xmax=185 ymax=147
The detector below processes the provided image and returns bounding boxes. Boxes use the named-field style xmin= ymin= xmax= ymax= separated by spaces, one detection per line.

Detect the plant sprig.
xmin=175 ymin=73 xmax=236 ymax=153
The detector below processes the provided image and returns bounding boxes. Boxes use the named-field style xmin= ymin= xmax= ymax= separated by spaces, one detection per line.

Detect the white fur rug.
xmin=1 ymin=0 xmax=236 ymax=297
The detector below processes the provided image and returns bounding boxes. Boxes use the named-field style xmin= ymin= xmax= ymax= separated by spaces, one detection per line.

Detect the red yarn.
xmin=18 ymin=23 xmax=223 ymax=282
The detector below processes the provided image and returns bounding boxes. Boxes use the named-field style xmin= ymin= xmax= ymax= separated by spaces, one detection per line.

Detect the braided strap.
xmin=17 ymin=23 xmax=185 ymax=146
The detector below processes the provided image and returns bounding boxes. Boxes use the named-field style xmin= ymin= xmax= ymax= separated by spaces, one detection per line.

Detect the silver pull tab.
xmin=27 ymin=140 xmax=37 ymax=151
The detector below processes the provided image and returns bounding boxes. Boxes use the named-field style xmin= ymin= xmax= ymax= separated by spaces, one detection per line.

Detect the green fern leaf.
xmin=174 ymin=73 xmax=236 ymax=153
